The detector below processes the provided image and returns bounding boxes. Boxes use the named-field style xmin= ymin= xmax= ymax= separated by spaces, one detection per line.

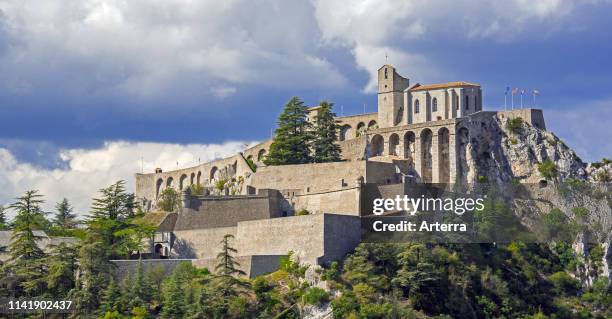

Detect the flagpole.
xmin=520 ymin=90 xmax=523 ymax=109
xmin=504 ymin=94 xmax=507 ymax=110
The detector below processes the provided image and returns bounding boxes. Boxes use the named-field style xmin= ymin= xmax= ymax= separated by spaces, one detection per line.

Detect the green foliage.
xmin=157 ymin=187 xmax=181 ymax=212
xmin=188 ymin=183 xmax=204 ymax=196
xmin=264 ymin=96 xmax=313 ymax=165
xmin=331 ymin=290 xmax=360 ymax=318
xmin=506 ymin=117 xmax=524 ymax=134
xmin=595 ymin=170 xmax=611 ymax=182
xmin=312 ymin=101 xmax=342 ymax=163
xmin=296 ymin=209 xmax=310 ymax=216
xmin=537 ymin=159 xmax=558 ymax=180
xmin=45 ymin=242 xmax=78 ymax=296
xmin=215 ymin=178 xmax=228 ymax=192
xmin=548 ymin=271 xmax=580 ymax=295
xmin=6 ymin=190 xmax=48 ymax=296
xmin=477 ymin=175 xmax=487 ymax=183
xmin=0 ymin=205 xmax=9 ymax=230
xmin=303 ymin=287 xmax=329 ymax=305
xmin=246 ymin=157 xmax=257 ymax=172
xmin=53 ymin=197 xmax=78 ymax=228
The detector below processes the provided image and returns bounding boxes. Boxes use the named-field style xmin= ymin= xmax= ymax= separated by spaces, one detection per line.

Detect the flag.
xmin=505 ymin=86 xmax=510 ymax=95
xmin=512 ymin=88 xmax=519 ymax=95
xmin=533 ymin=89 xmax=540 ymax=96
xmin=520 ymin=89 xmax=525 ymax=95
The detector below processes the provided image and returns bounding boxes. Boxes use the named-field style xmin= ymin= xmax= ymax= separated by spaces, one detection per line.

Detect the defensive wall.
xmin=165 ymin=213 xmax=360 ymax=266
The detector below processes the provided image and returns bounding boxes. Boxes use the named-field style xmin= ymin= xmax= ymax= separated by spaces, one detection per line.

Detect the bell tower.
xmin=377 ymin=65 xmax=409 ymax=128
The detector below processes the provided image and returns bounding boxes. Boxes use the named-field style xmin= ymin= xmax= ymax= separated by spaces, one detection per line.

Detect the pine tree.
xmin=7 ymin=190 xmax=48 ymax=296
xmin=161 ymin=274 xmax=186 ymax=318
xmin=128 ymin=259 xmax=153 ymax=312
xmin=100 ymin=278 xmax=122 ymax=314
xmin=312 ymin=101 xmax=342 ymax=163
xmin=215 ymin=234 xmax=246 ymax=277
xmin=53 ymin=198 xmax=77 ymax=228
xmin=264 ymin=97 xmax=313 ymax=165
xmin=45 ymin=242 xmax=78 ymax=296
xmin=0 ymin=205 xmax=8 ymax=230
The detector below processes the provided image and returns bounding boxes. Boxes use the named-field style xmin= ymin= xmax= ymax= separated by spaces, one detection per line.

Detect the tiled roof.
xmin=409 ymin=81 xmax=480 ymax=91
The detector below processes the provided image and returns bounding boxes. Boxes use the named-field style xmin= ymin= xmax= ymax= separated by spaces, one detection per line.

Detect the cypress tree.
xmin=264 ymin=97 xmax=313 ymax=165
xmin=53 ymin=198 xmax=77 ymax=228
xmin=312 ymin=101 xmax=342 ymax=163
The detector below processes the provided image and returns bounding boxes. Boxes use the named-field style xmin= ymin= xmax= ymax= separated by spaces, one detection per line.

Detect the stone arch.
xmin=403 ymin=131 xmax=416 ymax=160
xmin=179 ymin=174 xmax=188 ymax=190
xmin=370 ymin=134 xmax=384 ymax=157
xmin=420 ymin=129 xmax=433 ymax=183
xmin=438 ymin=127 xmax=450 ymax=183
xmin=166 ymin=177 xmax=174 ymax=188
xmin=339 ymin=125 xmax=352 ymax=141
xmin=190 ymin=172 xmax=195 ymax=185
xmin=257 ymin=149 xmax=266 ymax=162
xmin=210 ymin=166 xmax=218 ymax=181
xmin=154 ymin=243 xmax=163 ymax=255
xmin=156 ymin=178 xmax=164 ymax=198
xmin=356 ymin=122 xmax=366 ymax=137
xmin=196 ymin=171 xmax=202 ymax=185
xmin=388 ymin=133 xmax=400 ymax=156
xmin=368 ymin=120 xmax=378 ymax=129
xmin=246 ymin=155 xmax=253 ymax=162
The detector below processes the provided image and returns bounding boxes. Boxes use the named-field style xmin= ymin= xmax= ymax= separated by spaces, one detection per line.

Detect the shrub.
xmin=188 ymin=184 xmax=204 ymax=196
xmin=303 ymin=287 xmax=329 ymax=305
xmin=296 ymin=209 xmax=310 ymax=216
xmin=549 ymin=271 xmax=580 ymax=295
xmin=505 ymin=117 xmax=524 ymax=134
xmin=331 ymin=291 xmax=360 ymax=319
xmin=215 ymin=179 xmax=227 ymax=192
xmin=510 ymin=138 xmax=518 ymax=145
xmin=595 ymin=171 xmax=611 ymax=182
xmin=157 ymin=187 xmax=181 ymax=212
xmin=360 ymin=302 xmax=393 ymax=318
xmin=602 ymin=157 xmax=612 ymax=165
xmin=477 ymin=175 xmax=488 ymax=183
xmin=537 ymin=160 xmax=558 ymax=180
xmin=321 ymin=261 xmax=340 ymax=282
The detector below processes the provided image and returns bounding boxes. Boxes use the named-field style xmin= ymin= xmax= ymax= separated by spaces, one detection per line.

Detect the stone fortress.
xmin=130 ymin=64 xmax=550 ymax=277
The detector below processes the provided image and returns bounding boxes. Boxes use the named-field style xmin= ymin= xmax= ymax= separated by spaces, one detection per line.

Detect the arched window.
xmin=432 ymin=98 xmax=438 ymax=112
xmin=415 ymin=99 xmax=420 ymax=113
xmin=465 ymin=95 xmax=469 ymax=110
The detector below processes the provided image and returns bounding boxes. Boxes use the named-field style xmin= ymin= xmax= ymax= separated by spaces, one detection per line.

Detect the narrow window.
xmin=415 ymin=99 xmax=420 ymax=113
xmin=432 ymin=98 xmax=438 ymax=112
xmin=465 ymin=95 xmax=469 ymax=110
xmin=384 ymin=68 xmax=388 ymax=79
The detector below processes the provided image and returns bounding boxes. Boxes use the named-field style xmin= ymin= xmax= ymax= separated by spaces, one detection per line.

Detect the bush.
xmin=510 ymin=137 xmax=518 ymax=145
xmin=549 ymin=271 xmax=580 ymax=295
xmin=331 ymin=291 xmax=360 ymax=319
xmin=188 ymin=184 xmax=204 ymax=196
xmin=477 ymin=175 xmax=488 ymax=183
xmin=157 ymin=187 xmax=181 ymax=212
xmin=303 ymin=287 xmax=329 ymax=305
xmin=602 ymin=157 xmax=612 ymax=165
xmin=360 ymin=302 xmax=393 ymax=319
xmin=537 ymin=160 xmax=558 ymax=180
xmin=246 ymin=157 xmax=257 ymax=172
xmin=296 ymin=209 xmax=310 ymax=216
xmin=215 ymin=179 xmax=227 ymax=192
xmin=595 ymin=171 xmax=611 ymax=182
xmin=505 ymin=117 xmax=524 ymax=134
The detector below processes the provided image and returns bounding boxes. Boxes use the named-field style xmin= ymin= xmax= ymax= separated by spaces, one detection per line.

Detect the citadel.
xmin=131 ymin=64 xmax=549 ymax=276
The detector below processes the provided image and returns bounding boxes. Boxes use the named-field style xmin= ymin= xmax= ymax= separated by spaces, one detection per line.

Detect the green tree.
xmin=264 ymin=97 xmax=313 ymax=165
xmin=157 ymin=187 xmax=181 ymax=212
xmin=6 ymin=190 xmax=48 ymax=296
xmin=100 ymin=278 xmax=122 ymax=314
xmin=53 ymin=198 xmax=77 ymax=228
xmin=160 ymin=272 xmax=186 ymax=318
xmin=45 ymin=242 xmax=78 ymax=297
xmin=216 ymin=234 xmax=246 ymax=278
xmin=312 ymin=101 xmax=342 ymax=163
xmin=0 ymin=205 xmax=8 ymax=230
xmin=127 ymin=259 xmax=153 ymax=313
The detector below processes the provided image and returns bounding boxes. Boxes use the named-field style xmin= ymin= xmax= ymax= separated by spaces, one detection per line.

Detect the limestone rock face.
xmin=464 ymin=114 xmax=589 ymax=184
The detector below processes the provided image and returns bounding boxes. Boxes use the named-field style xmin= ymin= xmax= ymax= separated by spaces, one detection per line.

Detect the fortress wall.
xmin=321 ymin=214 xmax=362 ymax=264
xmin=498 ymin=109 xmax=546 ymax=130
xmin=336 ymin=112 xmax=378 ymax=139
xmin=365 ymin=161 xmax=401 ymax=184
xmin=249 ymin=161 xmax=367 ymax=192
xmin=361 ymin=183 xmax=406 ymax=216
xmin=242 ymin=140 xmax=273 ymax=165
xmin=174 ymin=193 xmax=283 ymax=230
xmin=135 ymin=153 xmax=252 ymax=204
xmin=172 ymin=226 xmax=237 ymax=259
xmin=293 ymin=187 xmax=361 ymax=216
xmin=234 ymin=214 xmax=360 ymax=265
xmin=338 ymin=135 xmax=367 ymax=160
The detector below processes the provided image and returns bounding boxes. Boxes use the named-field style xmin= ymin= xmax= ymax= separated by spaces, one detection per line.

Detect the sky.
xmin=1 ymin=0 xmax=611 ymax=216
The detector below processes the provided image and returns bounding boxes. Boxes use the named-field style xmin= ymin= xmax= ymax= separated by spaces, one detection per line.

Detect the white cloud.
xmin=313 ymin=0 xmax=596 ymax=92
xmin=0 ymin=0 xmax=347 ymax=101
xmin=0 ymin=140 xmax=253 ymax=218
